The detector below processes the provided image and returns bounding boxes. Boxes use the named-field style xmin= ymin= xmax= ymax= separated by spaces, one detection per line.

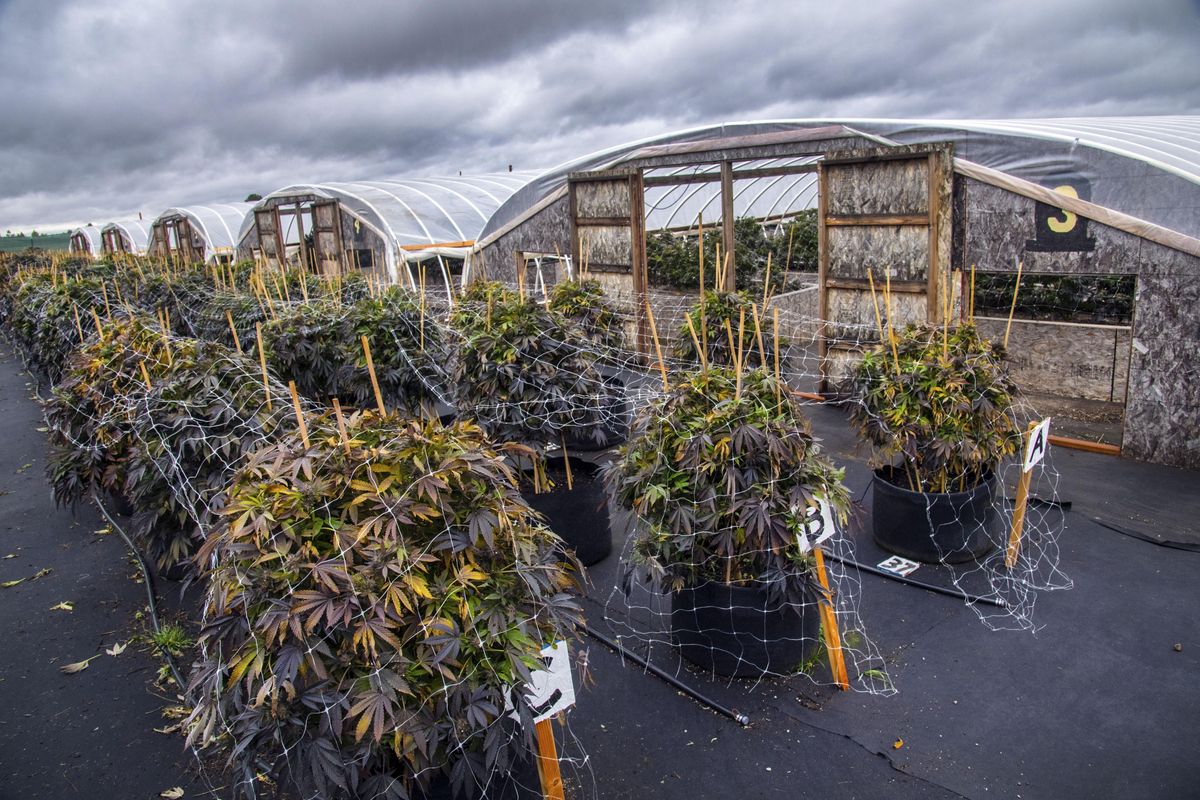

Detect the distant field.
xmin=0 ymin=233 xmax=71 ymax=252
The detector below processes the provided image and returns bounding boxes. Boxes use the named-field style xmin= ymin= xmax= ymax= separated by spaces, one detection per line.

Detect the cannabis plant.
xmin=187 ymin=412 xmax=581 ymax=799
xmin=673 ymin=290 xmax=784 ymax=370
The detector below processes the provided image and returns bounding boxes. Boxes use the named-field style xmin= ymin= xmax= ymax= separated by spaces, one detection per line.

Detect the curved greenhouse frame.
xmin=100 ymin=219 xmax=151 ymax=256
xmin=149 ymin=203 xmax=255 ymax=264
xmin=68 ymin=226 xmax=103 ymax=258
xmin=238 ymin=173 xmax=538 ymax=289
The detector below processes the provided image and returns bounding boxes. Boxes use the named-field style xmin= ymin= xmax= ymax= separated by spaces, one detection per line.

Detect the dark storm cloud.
xmin=0 ymin=0 xmax=1197 ymax=230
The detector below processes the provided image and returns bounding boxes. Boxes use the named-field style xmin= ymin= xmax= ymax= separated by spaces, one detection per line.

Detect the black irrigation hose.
xmin=579 ymin=623 xmax=751 ymax=727
xmin=1089 ymin=517 xmax=1200 ymax=553
xmin=90 ymin=488 xmax=190 ymax=693
xmin=823 ymin=551 xmax=1007 ymax=608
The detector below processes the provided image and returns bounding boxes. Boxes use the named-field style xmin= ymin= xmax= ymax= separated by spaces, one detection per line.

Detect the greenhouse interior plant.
xmin=673 ymin=289 xmax=784 ymax=370
xmin=849 ymin=322 xmax=1020 ymax=564
xmin=606 ymin=366 xmax=850 ymax=677
xmin=451 ymin=281 xmax=622 ymax=566
xmin=187 ymin=410 xmax=581 ymax=800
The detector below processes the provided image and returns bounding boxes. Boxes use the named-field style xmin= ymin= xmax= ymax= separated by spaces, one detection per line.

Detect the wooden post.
xmin=813 ymin=547 xmax=849 ymax=690
xmin=1006 ymin=420 xmax=1040 ymax=569
xmin=288 ymin=381 xmax=310 ymax=448
xmin=360 ymin=335 xmax=386 ymax=415
xmin=255 ymin=323 xmax=272 ymax=410
xmin=534 ymin=718 xmax=565 ymax=800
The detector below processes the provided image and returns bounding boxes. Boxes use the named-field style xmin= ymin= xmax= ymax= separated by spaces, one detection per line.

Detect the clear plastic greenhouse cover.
xmin=153 ymin=203 xmax=257 ymax=255
xmin=69 ymin=226 xmax=102 ymax=255
xmin=101 ymin=218 xmax=151 ymax=254
xmin=240 ymin=173 xmax=541 ymax=271
xmin=478 ymin=116 xmax=1200 ymax=243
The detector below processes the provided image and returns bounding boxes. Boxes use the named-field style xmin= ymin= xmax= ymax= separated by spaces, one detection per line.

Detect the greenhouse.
xmin=100 ymin=217 xmax=151 ymax=256
xmin=473 ymin=116 xmax=1200 ymax=469
xmin=236 ymin=172 xmax=537 ymax=288
xmin=68 ymin=225 xmax=102 ymax=258
xmin=148 ymin=203 xmax=255 ymax=264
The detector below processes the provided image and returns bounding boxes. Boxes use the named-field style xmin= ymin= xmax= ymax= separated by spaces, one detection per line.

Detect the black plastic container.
xmin=523 ymin=455 xmax=613 ymax=566
xmin=563 ymin=377 xmax=631 ymax=453
xmin=671 ymin=580 xmax=819 ymax=678
xmin=871 ymin=466 xmax=998 ymax=564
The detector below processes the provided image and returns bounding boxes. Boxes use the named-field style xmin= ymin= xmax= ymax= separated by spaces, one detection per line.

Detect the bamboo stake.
xmin=941 ymin=270 xmax=950 ymax=362
xmin=685 ymin=314 xmax=706 ymax=374
xmin=100 ymin=283 xmax=112 ymax=318
xmin=761 ymin=252 xmax=773 ymax=310
xmin=1003 ymin=259 xmax=1024 ymax=350
xmin=772 ymin=307 xmax=782 ymax=402
xmin=71 ymin=303 xmax=84 ymax=342
xmin=255 ymin=323 xmax=272 ymax=410
xmin=418 ymin=262 xmax=427 ymax=353
xmin=138 ymin=361 xmax=153 ymax=390
xmin=559 ymin=435 xmax=574 ymax=492
xmin=867 ymin=269 xmax=887 ymax=345
xmin=734 ymin=307 xmax=746 ymax=401
xmin=969 ymin=263 xmax=976 ymax=322
xmin=226 ymin=309 xmax=242 ymax=354
xmin=90 ymin=308 xmax=105 ymax=338
xmin=751 ymin=302 xmax=767 ymax=367
xmin=288 ymin=381 xmax=310 ymax=448
xmin=883 ymin=269 xmax=900 ymax=374
xmin=645 ymin=300 xmax=669 ymax=391
xmin=1006 ymin=420 xmax=1040 ymax=569
xmin=361 ymin=335 xmax=386 ymax=415
xmin=332 ymin=397 xmax=351 ymax=455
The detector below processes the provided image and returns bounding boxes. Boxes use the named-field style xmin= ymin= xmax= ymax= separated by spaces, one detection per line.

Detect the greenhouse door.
xmin=254 ymin=208 xmax=285 ymax=268
xmin=817 ymin=144 xmax=954 ymax=392
xmin=311 ymin=200 xmax=344 ymax=275
xmin=568 ymin=169 xmax=648 ymax=352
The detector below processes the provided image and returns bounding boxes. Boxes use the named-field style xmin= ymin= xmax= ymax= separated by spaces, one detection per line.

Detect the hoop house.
xmin=148 ymin=204 xmax=255 ymax=264
xmin=100 ymin=219 xmax=151 ymax=256
xmin=237 ymin=173 xmax=537 ymax=289
xmin=68 ymin=226 xmax=103 ymax=258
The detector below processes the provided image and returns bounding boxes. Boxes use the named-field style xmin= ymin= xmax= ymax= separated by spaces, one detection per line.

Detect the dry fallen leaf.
xmin=2 ymin=554 xmax=15 ymax=560
xmin=105 ymin=642 xmax=127 ymax=657
xmin=60 ymin=655 xmax=100 ymax=674
xmin=95 ymin=526 xmax=112 ymax=536
xmin=160 ymin=788 xmax=184 ymax=799
xmin=50 ymin=601 xmax=74 ymax=612
xmin=893 ymin=738 xmax=904 ymax=750
xmin=154 ymin=723 xmax=182 ymax=735
xmin=1 ymin=578 xmax=24 ymax=588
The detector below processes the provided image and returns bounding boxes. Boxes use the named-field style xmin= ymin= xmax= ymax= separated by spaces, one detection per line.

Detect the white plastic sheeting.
xmin=69 ymin=226 xmax=103 ymax=257
xmin=101 ymin=218 xmax=151 ymax=255
xmin=240 ymin=173 xmax=539 ymax=281
xmin=151 ymin=203 xmax=255 ymax=262
xmin=478 ymin=116 xmax=1200 ymax=245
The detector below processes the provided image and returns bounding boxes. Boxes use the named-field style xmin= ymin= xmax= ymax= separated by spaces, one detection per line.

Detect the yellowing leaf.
xmin=50 ymin=601 xmax=74 ymax=612
xmin=105 ymin=642 xmax=127 ymax=657
xmin=893 ymin=738 xmax=904 ymax=750
xmin=60 ymin=655 xmax=100 ymax=674
xmin=160 ymin=788 xmax=185 ymax=799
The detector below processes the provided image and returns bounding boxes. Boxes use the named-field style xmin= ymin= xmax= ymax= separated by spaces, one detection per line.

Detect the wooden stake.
xmin=138 ymin=361 xmax=153 ymax=390
xmin=255 ymin=323 xmax=272 ymax=410
xmin=418 ymin=262 xmax=427 ymax=353
xmin=288 ymin=380 xmax=310 ymax=448
xmin=883 ymin=269 xmax=900 ymax=373
xmin=1006 ymin=420 xmax=1040 ymax=569
xmin=734 ymin=307 xmax=746 ymax=400
xmin=332 ymin=397 xmax=351 ymax=455
xmin=761 ymin=252 xmax=773 ymax=310
xmin=751 ymin=302 xmax=767 ymax=368
xmin=969 ymin=264 xmax=976 ymax=322
xmin=685 ymin=314 xmax=706 ymax=373
xmin=1003 ymin=259 xmax=1024 ymax=350
xmin=534 ymin=718 xmax=565 ymax=800
xmin=772 ymin=307 xmax=782 ymax=402
xmin=90 ymin=308 xmax=105 ymax=338
xmin=813 ymin=547 xmax=849 ymax=690
xmin=226 ymin=309 xmax=242 ymax=354
xmin=100 ymin=283 xmax=112 ymax=318
xmin=71 ymin=303 xmax=84 ymax=341
xmin=559 ymin=436 xmax=574 ymax=491
xmin=360 ymin=335 xmax=386 ymax=415
xmin=645 ymin=300 xmax=669 ymax=391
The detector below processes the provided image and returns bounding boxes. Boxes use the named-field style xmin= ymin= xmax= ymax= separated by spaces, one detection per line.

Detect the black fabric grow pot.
xmin=671 ymin=580 xmax=820 ymax=678
xmin=415 ymin=752 xmax=541 ymax=800
xmin=871 ymin=466 xmax=998 ymax=564
xmin=562 ymin=377 xmax=631 ymax=453
xmin=523 ymin=455 xmax=613 ymax=566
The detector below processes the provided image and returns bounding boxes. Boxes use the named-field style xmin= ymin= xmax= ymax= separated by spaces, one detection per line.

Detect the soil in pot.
xmin=562 ymin=376 xmax=631 ymax=453
xmin=872 ymin=465 xmax=998 ymax=564
xmin=671 ymin=579 xmax=820 ymax=678
xmin=522 ymin=455 xmax=613 ymax=566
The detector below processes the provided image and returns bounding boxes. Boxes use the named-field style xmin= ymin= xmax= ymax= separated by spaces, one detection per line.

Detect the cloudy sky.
xmin=1 ymin=0 xmax=1198 ymax=232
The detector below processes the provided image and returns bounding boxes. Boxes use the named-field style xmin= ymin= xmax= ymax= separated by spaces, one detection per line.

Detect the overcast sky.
xmin=1 ymin=0 xmax=1198 ymax=232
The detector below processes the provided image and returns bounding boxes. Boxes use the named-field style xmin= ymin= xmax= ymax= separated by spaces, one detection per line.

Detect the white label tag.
xmin=1024 ymin=418 xmax=1051 ymax=472
xmin=877 ymin=555 xmax=921 ymax=577
xmin=509 ymin=641 xmax=575 ymax=724
xmin=797 ymin=496 xmax=838 ymax=554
